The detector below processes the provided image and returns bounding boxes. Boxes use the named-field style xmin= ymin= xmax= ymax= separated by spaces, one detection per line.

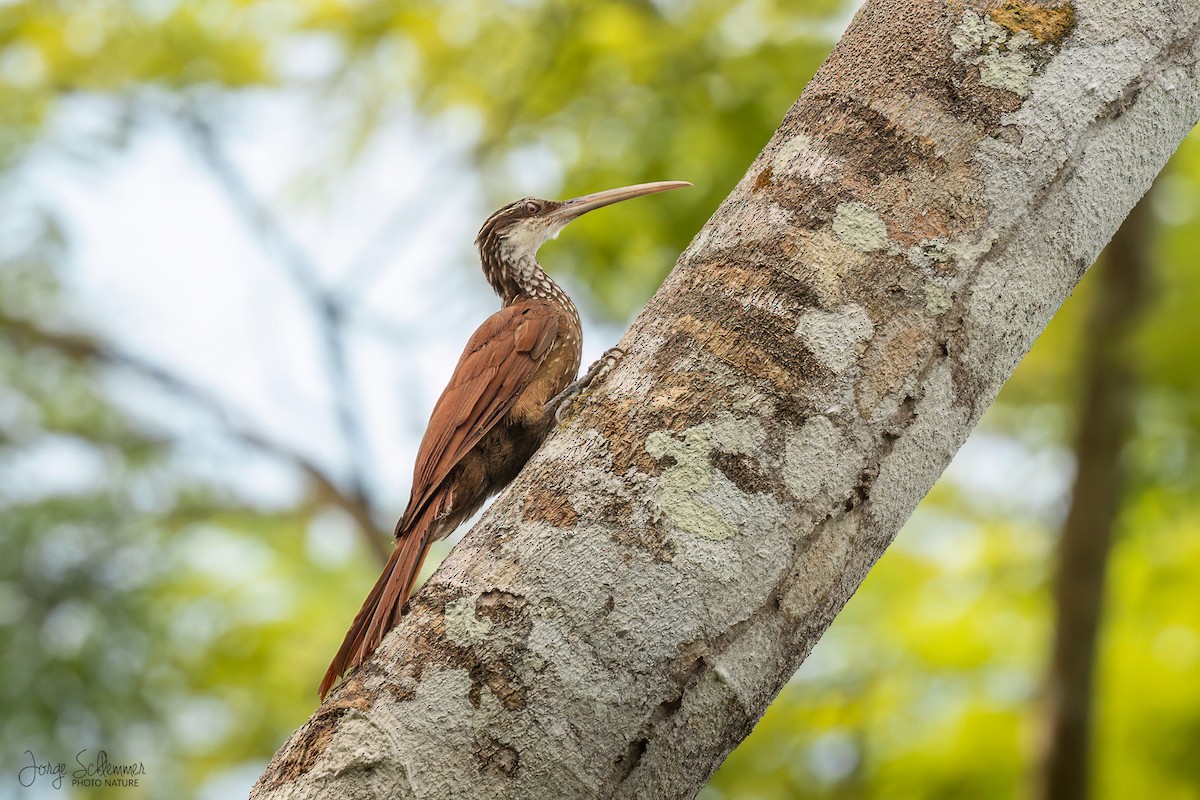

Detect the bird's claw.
xmin=554 ymin=393 xmax=577 ymax=426
xmin=550 ymin=347 xmax=626 ymax=425
xmin=592 ymin=346 xmax=626 ymax=377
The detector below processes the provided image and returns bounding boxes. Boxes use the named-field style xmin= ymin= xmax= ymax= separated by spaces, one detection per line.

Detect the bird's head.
xmin=476 ymin=181 xmax=692 ymax=266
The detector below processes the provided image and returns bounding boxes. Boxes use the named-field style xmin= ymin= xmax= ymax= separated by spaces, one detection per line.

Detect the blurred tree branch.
xmin=178 ymin=106 xmax=384 ymax=561
xmin=0 ymin=312 xmax=390 ymax=563
xmin=1037 ymin=194 xmax=1154 ymax=800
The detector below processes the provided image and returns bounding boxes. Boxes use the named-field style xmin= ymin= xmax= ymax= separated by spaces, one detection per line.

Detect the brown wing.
xmin=397 ymin=298 xmax=559 ymax=535
xmin=320 ymin=299 xmax=560 ymax=699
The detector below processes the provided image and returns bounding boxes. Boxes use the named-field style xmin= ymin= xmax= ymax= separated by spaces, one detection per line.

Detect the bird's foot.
xmin=548 ymin=347 xmax=625 ymax=425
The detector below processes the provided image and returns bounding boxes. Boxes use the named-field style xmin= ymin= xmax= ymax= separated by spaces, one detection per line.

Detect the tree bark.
xmin=1036 ymin=194 xmax=1153 ymax=800
xmin=253 ymin=2 xmax=1200 ymax=798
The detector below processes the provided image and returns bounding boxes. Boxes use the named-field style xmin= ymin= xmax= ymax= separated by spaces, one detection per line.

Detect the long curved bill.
xmin=548 ymin=180 xmax=692 ymax=224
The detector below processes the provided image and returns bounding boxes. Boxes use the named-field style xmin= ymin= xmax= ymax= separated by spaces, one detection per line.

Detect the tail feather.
xmin=319 ymin=510 xmax=437 ymax=700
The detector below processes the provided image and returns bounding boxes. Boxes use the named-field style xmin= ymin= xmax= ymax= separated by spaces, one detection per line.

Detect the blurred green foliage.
xmin=306 ymin=0 xmax=842 ymax=315
xmin=0 ymin=1 xmax=1197 ymax=798
xmin=0 ymin=0 xmax=272 ymax=169
xmin=0 ymin=242 xmax=380 ymax=794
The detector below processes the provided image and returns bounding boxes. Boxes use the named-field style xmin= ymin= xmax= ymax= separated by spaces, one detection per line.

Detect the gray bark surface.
xmin=254 ymin=1 xmax=1200 ymax=798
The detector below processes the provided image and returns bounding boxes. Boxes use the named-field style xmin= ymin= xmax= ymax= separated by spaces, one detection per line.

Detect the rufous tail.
xmin=318 ymin=513 xmax=435 ymax=700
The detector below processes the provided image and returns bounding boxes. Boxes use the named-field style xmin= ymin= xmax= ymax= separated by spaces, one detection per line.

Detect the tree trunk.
xmin=253 ymin=2 xmax=1200 ymax=798
xmin=1036 ymin=195 xmax=1153 ymax=800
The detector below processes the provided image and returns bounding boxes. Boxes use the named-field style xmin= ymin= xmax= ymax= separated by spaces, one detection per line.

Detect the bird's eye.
xmin=524 ymin=201 xmax=539 ymax=215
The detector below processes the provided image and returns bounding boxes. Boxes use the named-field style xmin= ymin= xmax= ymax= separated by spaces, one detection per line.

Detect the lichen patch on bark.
xmin=789 ymin=229 xmax=869 ymax=306
xmin=794 ymin=304 xmax=875 ymax=373
xmin=953 ymin=11 xmax=1039 ymax=96
xmin=645 ymin=416 xmax=766 ymax=541
xmin=952 ymin=2 xmax=1076 ymax=99
xmin=771 ymin=133 xmax=840 ymax=180
xmin=923 ymin=282 xmax=952 ymax=316
xmin=832 ymin=201 xmax=891 ymax=252
xmin=445 ymin=597 xmax=494 ymax=645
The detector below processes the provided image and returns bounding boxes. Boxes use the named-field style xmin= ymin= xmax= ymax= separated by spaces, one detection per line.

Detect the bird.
xmin=319 ymin=180 xmax=691 ymax=699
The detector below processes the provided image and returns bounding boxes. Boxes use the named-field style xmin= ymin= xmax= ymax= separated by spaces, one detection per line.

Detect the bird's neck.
xmin=483 ymin=248 xmax=579 ymax=322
